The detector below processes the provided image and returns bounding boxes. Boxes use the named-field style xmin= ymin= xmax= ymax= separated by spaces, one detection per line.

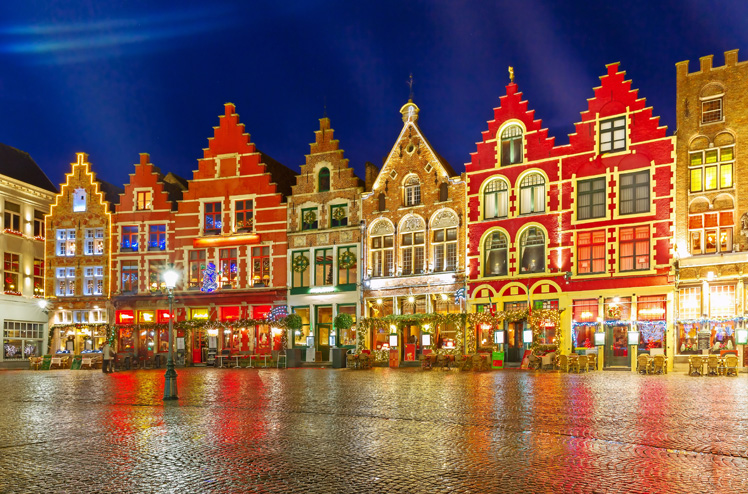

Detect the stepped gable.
xmin=116 ymin=153 xmax=185 ymax=213
xmin=0 ymin=142 xmax=57 ymax=193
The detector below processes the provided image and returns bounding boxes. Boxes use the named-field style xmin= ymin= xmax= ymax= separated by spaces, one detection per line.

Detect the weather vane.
xmin=509 ymin=66 xmax=514 ymax=83
xmin=407 ymin=73 xmax=414 ymax=100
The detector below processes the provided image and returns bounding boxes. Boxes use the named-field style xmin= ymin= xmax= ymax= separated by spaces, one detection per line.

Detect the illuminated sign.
xmin=310 ymin=286 xmax=335 ymax=294
xmin=116 ymin=311 xmax=134 ymax=324
xmin=138 ymin=311 xmax=154 ymax=323
xmin=628 ymin=331 xmax=640 ymax=346
xmin=389 ymin=334 xmax=398 ymax=347
xmin=523 ymin=330 xmax=533 ymax=344
xmin=191 ymin=308 xmax=209 ymax=320
xmin=594 ymin=332 xmax=606 ymax=346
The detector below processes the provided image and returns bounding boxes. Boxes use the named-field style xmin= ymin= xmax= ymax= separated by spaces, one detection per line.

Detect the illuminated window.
xmin=577 ymin=177 xmax=606 ymax=220
xmin=710 ymin=284 xmax=736 ymax=318
xmin=136 ymin=190 xmax=152 ymax=210
xmin=519 ymin=227 xmax=545 ymax=273
xmin=337 ymin=246 xmax=357 ymax=286
xmin=318 ymin=167 xmax=331 ymax=192
xmin=121 ymin=261 xmax=138 ymax=293
xmin=401 ymin=231 xmax=425 ymax=275
xmin=701 ymin=97 xmax=723 ymax=124
xmin=234 ymin=200 xmax=253 ymax=231
xmin=371 ymin=234 xmax=394 ymax=277
xmin=83 ymin=266 xmax=103 ymax=296
xmin=599 ymin=116 xmax=626 ymax=153
xmin=3 ymin=253 xmax=20 ymax=293
xmin=433 ymin=227 xmax=457 ymax=272
xmin=619 ymin=171 xmax=649 ymax=215
xmin=291 ymin=251 xmax=310 ymax=288
xmin=188 ymin=250 xmax=206 ymax=288
xmin=121 ymin=226 xmax=138 ymax=251
xmin=484 ymin=232 xmax=507 ymax=276
xmin=315 ymin=248 xmax=333 ymax=286
xmin=251 ymin=246 xmax=270 ymax=286
xmin=33 ymin=210 xmax=45 ymax=238
xmin=637 ymin=295 xmax=666 ymax=321
xmin=500 ymin=125 xmax=523 ymax=165
xmin=149 ymin=260 xmax=165 ymax=291
xmin=483 ymin=179 xmax=508 ymax=219
xmin=301 ymin=207 xmax=318 ymax=231
xmin=689 ymin=210 xmax=733 ymax=255
xmin=403 ymin=176 xmax=421 ymax=206
xmin=3 ymin=202 xmax=20 ymax=232
xmin=204 ymin=202 xmax=222 ymax=235
xmin=55 ymin=267 xmax=76 ymax=296
xmin=689 ymin=146 xmax=733 ymax=192
xmin=219 ymin=248 xmax=238 ymax=288
xmin=84 ymin=228 xmax=104 ymax=255
xmin=56 ymin=229 xmax=76 ymax=256
xmin=678 ymin=287 xmax=701 ymax=320
xmin=330 ymin=204 xmax=348 ymax=228
xmin=148 ymin=225 xmax=166 ymax=250
xmin=577 ymin=230 xmax=606 ymax=274
xmin=73 ymin=188 xmax=87 ymax=212
xmin=619 ymin=226 xmax=649 ymax=271
xmin=519 ymin=174 xmax=545 ymax=214
xmin=33 ymin=258 xmax=43 ymax=297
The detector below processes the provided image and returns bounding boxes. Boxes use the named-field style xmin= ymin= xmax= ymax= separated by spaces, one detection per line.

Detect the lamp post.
xmin=163 ymin=269 xmax=179 ymax=400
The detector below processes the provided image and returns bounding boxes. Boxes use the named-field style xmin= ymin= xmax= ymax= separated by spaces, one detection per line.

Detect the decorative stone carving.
xmin=340 ymin=230 xmax=353 ymax=242
xmin=370 ymin=219 xmax=394 ymax=236
xmin=431 ymin=209 xmax=458 ymax=228
xmin=293 ymin=236 xmax=305 ymax=247
xmin=740 ymin=213 xmax=748 ymax=238
xmin=317 ymin=233 xmax=329 ymax=244
xmin=400 ymin=214 xmax=425 ymax=233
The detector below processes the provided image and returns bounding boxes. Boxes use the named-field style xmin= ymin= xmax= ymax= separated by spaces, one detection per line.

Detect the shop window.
xmin=330 ymin=204 xmax=348 ymax=228
xmin=689 ymin=146 xmax=734 ymax=192
xmin=73 ymin=188 xmax=87 ymax=212
xmin=188 ymin=250 xmax=206 ymax=289
xmin=710 ymin=284 xmax=736 ymax=318
xmin=368 ymin=298 xmax=393 ymax=318
xmin=251 ymin=246 xmax=270 ymax=286
xmin=371 ymin=234 xmax=394 ymax=277
xmin=599 ymin=116 xmax=626 ymax=153
xmin=637 ymin=295 xmax=666 ymax=321
xmin=401 ymin=231 xmax=425 ymax=275
xmin=83 ymin=266 xmax=103 ymax=296
xmin=337 ymin=246 xmax=357 ymax=286
xmin=337 ymin=305 xmax=357 ymax=347
xmin=318 ymin=167 xmax=331 ymax=192
xmin=33 ymin=258 xmax=43 ymax=297
xmin=702 ymin=97 xmax=723 ymax=124
xmin=234 ymin=199 xmax=253 ymax=232
xmin=678 ymin=287 xmax=701 ymax=320
xmin=484 ymin=232 xmax=508 ymax=276
xmin=121 ymin=226 xmax=138 ymax=251
xmin=30 ymin=210 xmax=44 ymax=239
xmin=533 ymin=299 xmax=559 ymax=344
xmin=149 ymin=260 xmax=166 ymax=291
xmin=500 ymin=125 xmax=523 ymax=165
xmin=315 ymin=248 xmax=333 ymax=286
xmin=2 ymin=321 xmax=44 ymax=360
xmin=292 ymin=251 xmax=310 ymax=288
xmin=400 ymin=296 xmax=427 ymax=315
xmin=619 ymin=226 xmax=649 ymax=271
xmin=301 ymin=207 xmax=318 ymax=231
xmin=3 ymin=253 xmax=20 ymax=294
xmin=403 ymin=175 xmax=421 ymax=206
xmin=619 ymin=171 xmax=649 ymax=215
xmin=219 ymin=248 xmax=238 ymax=288
xmin=577 ymin=230 xmax=606 ymax=274
xmin=121 ymin=261 xmax=138 ymax=293
xmin=483 ymin=179 xmax=508 ymax=219
xmin=291 ymin=307 xmax=311 ymax=347
xmin=136 ymin=190 xmax=152 ymax=210
xmin=572 ymin=299 xmax=599 ymax=349
xmin=57 ymin=310 xmax=72 ymax=324
xmin=148 ymin=225 xmax=166 ymax=250
xmin=91 ymin=309 xmax=106 ymax=323
xmin=204 ymin=202 xmax=222 ymax=235
xmin=519 ymin=227 xmax=545 ymax=273
xmin=433 ymin=227 xmax=457 ymax=272
xmin=689 ymin=210 xmax=733 ymax=255
xmin=577 ymin=177 xmax=606 ymax=220
xmin=519 ymin=174 xmax=545 ymax=214
xmin=56 ymin=229 xmax=76 ymax=256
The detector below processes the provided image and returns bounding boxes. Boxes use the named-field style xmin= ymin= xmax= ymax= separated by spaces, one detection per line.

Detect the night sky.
xmin=1 ymin=1 xmax=746 ymax=189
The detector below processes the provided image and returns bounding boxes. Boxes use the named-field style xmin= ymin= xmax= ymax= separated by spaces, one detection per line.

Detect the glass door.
xmin=604 ymin=324 xmax=630 ymax=367
xmin=506 ymin=321 xmax=525 ymax=363
xmin=316 ymin=306 xmax=332 ymax=361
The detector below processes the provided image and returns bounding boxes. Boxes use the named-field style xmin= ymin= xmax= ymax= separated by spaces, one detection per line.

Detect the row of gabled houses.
xmin=0 ymin=49 xmax=746 ymax=371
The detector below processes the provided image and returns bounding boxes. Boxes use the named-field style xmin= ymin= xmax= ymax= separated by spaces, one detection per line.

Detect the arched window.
xmin=484 ymin=232 xmax=508 ymax=276
xmin=520 ymin=227 xmax=545 ymax=273
xmin=400 ymin=215 xmax=425 ymax=275
xmin=370 ymin=221 xmax=394 ymax=277
xmin=501 ymin=125 xmax=523 ymax=165
xmin=483 ymin=179 xmax=508 ymax=219
xmin=318 ymin=168 xmax=331 ymax=192
xmin=403 ymin=175 xmax=421 ymax=206
xmin=519 ymin=174 xmax=545 ymax=214
xmin=431 ymin=210 xmax=459 ymax=272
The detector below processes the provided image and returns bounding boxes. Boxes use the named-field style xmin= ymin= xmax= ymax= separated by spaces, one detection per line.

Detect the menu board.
xmin=697 ymin=331 xmax=711 ymax=351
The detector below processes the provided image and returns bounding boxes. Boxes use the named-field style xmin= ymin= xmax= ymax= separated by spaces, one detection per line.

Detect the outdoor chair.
xmin=577 ymin=355 xmax=588 ymax=373
xmin=347 ymin=352 xmax=359 ymax=369
xmin=652 ymin=355 xmax=665 ymax=374
xmin=28 ymin=356 xmax=42 ymax=370
xmin=567 ymin=356 xmax=580 ymax=373
xmin=558 ymin=354 xmax=569 ymax=372
xmin=689 ymin=356 xmax=704 ymax=376
xmin=586 ymin=354 xmax=596 ymax=371
xmin=725 ymin=355 xmax=739 ymax=376
xmin=435 ymin=355 xmax=449 ymax=370
xmin=707 ymin=355 xmax=720 ymax=376
xmin=541 ymin=351 xmax=556 ymax=371
xmin=637 ymin=354 xmax=651 ymax=374
xmin=80 ymin=357 xmax=93 ymax=369
xmin=277 ymin=350 xmax=287 ymax=369
xmin=470 ymin=354 xmax=484 ymax=371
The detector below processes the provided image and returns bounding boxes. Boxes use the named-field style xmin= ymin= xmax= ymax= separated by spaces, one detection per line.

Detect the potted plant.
xmin=333 ymin=313 xmax=354 ymax=331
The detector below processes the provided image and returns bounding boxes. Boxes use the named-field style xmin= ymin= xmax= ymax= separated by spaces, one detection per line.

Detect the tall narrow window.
xmin=619 ymin=226 xmax=649 ymax=271
xmin=3 ymin=253 xmax=20 ymax=294
xmin=3 ymin=202 xmax=20 ymax=232
xmin=577 ymin=230 xmax=606 ymax=274
xmin=433 ymin=227 xmax=457 ymax=272
xmin=520 ymin=227 xmax=545 ymax=273
xmin=702 ymin=97 xmax=723 ymax=124
xmin=330 ymin=204 xmax=348 ymax=228
xmin=84 ymin=228 xmax=103 ymax=255
xmin=315 ymin=248 xmax=333 ymax=286
xmin=619 ymin=171 xmax=650 ymax=215
xmin=56 ymin=268 xmax=75 ymax=296
xmin=519 ymin=174 xmax=545 ymax=214
xmin=483 ymin=179 xmax=508 ymax=219
xmin=121 ymin=226 xmax=138 ymax=251
xmin=73 ymin=188 xmax=87 ymax=212
xmin=33 ymin=258 xmax=44 ymax=297
xmin=136 ymin=190 xmax=152 ymax=210
xmin=318 ymin=167 xmax=331 ymax=192
xmin=401 ymin=231 xmax=425 ymax=275
xmin=500 ymin=125 xmax=523 ymax=165
xmin=599 ymin=116 xmax=626 ymax=153
xmin=291 ymin=251 xmax=310 ymax=288
xmin=56 ymin=229 xmax=76 ymax=256
xmin=378 ymin=193 xmax=386 ymax=212
xmin=484 ymin=232 xmax=508 ymax=276
xmin=121 ymin=261 xmax=139 ymax=292
xmin=301 ymin=207 xmax=318 ymax=231
xmin=204 ymin=202 xmax=222 ymax=235
xmin=33 ymin=210 xmax=45 ymax=238
xmin=148 ymin=225 xmax=166 ymax=250
xmin=371 ymin=234 xmax=394 ymax=277
xmin=235 ymin=200 xmax=253 ymax=232
xmin=577 ymin=177 xmax=606 ymax=220
xmin=219 ymin=248 xmax=238 ymax=288
xmin=337 ymin=246 xmax=357 ymax=286
xmin=439 ymin=182 xmax=449 ymax=202
xmin=83 ymin=266 xmax=103 ymax=296
xmin=148 ymin=260 xmax=165 ymax=291
xmin=188 ymin=250 xmax=206 ymax=288
xmin=403 ymin=176 xmax=421 ymax=206
xmin=251 ymin=246 xmax=270 ymax=286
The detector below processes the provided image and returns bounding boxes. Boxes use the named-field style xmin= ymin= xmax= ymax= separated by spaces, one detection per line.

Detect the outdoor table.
xmin=250 ymin=354 xmax=271 ymax=368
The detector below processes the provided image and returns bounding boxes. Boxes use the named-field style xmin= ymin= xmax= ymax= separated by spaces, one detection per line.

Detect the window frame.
xmin=701 ymin=97 xmax=723 ymax=125
xmin=432 ymin=227 xmax=457 ymax=272
xmin=577 ymin=177 xmax=607 ymax=221
xmin=619 ymin=226 xmax=650 ymax=272
xmin=3 ymin=252 xmax=20 ymax=294
xmin=291 ymin=251 xmax=310 ymax=288
xmin=500 ymin=125 xmax=523 ymax=166
xmin=3 ymin=202 xmax=21 ymax=233
xmin=337 ymin=246 xmax=357 ymax=286
xmin=403 ymin=176 xmax=421 ymax=207
xmin=400 ymin=231 xmax=425 ymax=275
xmin=484 ymin=231 xmax=508 ymax=277
xmin=188 ymin=250 xmax=206 ymax=289
xmin=121 ymin=226 xmax=139 ymax=251
xmin=371 ymin=234 xmax=394 ymax=277
xmin=203 ymin=202 xmax=222 ymax=235
xmin=318 ymin=167 xmax=331 ymax=192
xmin=329 ymin=204 xmax=348 ymax=228
xmin=618 ymin=170 xmax=650 ymax=216
xmin=519 ymin=173 xmax=546 ymax=215
xmin=121 ymin=261 xmax=139 ymax=293
xmin=251 ymin=246 xmax=271 ymax=287
xmin=577 ymin=230 xmax=606 ymax=274
xmin=219 ymin=248 xmax=238 ymax=289
xmin=301 ymin=207 xmax=318 ymax=231
xmin=234 ymin=199 xmax=254 ymax=232
xmin=519 ymin=227 xmax=546 ymax=273
xmin=148 ymin=224 xmax=166 ymax=251
xmin=599 ymin=116 xmax=626 ymax=154
xmin=688 ymin=146 xmax=734 ymax=193
xmin=483 ymin=179 xmax=508 ymax=220
xmin=315 ymin=247 xmax=334 ymax=286
xmin=33 ymin=258 xmax=44 ymax=298
xmin=136 ymin=190 xmax=153 ymax=211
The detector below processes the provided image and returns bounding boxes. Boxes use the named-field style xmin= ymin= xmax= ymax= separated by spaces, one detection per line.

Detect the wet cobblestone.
xmin=1 ymin=368 xmax=747 ymax=493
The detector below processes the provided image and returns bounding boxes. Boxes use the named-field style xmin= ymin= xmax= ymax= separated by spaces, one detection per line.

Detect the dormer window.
xmin=136 ymin=190 xmax=152 ymax=210
xmin=73 ymin=188 xmax=87 ymax=212
xmin=403 ymin=176 xmax=421 ymax=206
xmin=319 ymin=167 xmax=331 ymax=192
xmin=599 ymin=116 xmax=626 ymax=153
xmin=500 ymin=125 xmax=523 ymax=165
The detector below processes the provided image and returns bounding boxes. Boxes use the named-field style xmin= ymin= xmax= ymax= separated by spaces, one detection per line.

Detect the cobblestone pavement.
xmin=1 ymin=368 xmax=747 ymax=493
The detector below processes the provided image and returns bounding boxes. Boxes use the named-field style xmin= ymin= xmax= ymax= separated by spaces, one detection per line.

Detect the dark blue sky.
xmin=1 ymin=1 xmax=746 ymax=189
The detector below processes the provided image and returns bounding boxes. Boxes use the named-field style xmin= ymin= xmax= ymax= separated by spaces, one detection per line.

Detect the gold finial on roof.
xmin=508 ymin=66 xmax=514 ymax=83
xmin=407 ymin=73 xmax=414 ymax=101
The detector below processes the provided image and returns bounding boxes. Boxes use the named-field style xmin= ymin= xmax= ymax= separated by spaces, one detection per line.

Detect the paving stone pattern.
xmin=1 ymin=368 xmax=747 ymax=493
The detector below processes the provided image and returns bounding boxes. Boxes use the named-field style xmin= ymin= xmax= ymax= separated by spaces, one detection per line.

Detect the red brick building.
xmin=467 ymin=64 xmax=675 ymax=370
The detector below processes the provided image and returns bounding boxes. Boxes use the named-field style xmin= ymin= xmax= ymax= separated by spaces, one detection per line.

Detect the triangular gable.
xmin=50 ymin=153 xmax=111 ymax=216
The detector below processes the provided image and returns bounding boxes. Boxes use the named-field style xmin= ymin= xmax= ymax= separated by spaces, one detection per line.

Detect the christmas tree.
xmin=201 ymin=262 xmax=218 ymax=293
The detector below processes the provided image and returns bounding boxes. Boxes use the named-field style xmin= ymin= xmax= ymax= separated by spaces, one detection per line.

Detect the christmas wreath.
xmin=303 ymin=210 xmax=317 ymax=226
xmin=292 ymin=254 xmax=310 ymax=273
xmin=338 ymin=251 xmax=356 ymax=269
xmin=332 ymin=207 xmax=346 ymax=221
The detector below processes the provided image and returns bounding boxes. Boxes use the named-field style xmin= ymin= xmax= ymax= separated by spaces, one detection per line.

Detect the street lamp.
xmin=163 ymin=269 xmax=179 ymax=400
